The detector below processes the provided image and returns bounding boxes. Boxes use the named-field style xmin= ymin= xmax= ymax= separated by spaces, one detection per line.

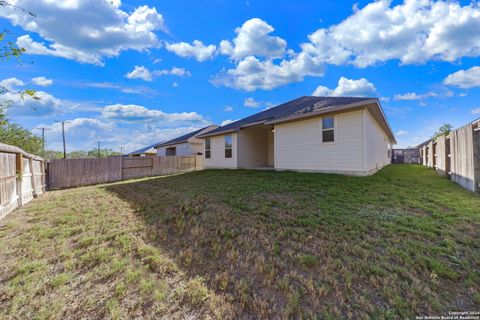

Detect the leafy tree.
xmin=432 ymin=124 xmax=453 ymax=139
xmin=0 ymin=109 xmax=43 ymax=154
xmin=0 ymin=1 xmax=41 ymax=154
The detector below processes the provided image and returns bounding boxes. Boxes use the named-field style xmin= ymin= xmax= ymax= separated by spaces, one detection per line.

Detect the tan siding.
xmin=204 ymin=133 xmax=238 ymax=168
xmin=364 ymin=109 xmax=390 ymax=173
xmin=157 ymin=142 xmax=202 ymax=156
xmin=274 ymin=110 xmax=365 ymax=174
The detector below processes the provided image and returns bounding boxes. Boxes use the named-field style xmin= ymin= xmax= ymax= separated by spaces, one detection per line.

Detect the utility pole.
xmin=55 ymin=120 xmax=70 ymax=159
xmin=120 ymin=146 xmax=124 ymax=155
xmin=97 ymin=141 xmax=101 ymax=158
xmin=35 ymin=127 xmax=51 ymax=154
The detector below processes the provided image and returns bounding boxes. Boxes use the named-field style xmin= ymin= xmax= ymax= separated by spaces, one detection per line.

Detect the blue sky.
xmin=1 ymin=0 xmax=480 ymax=152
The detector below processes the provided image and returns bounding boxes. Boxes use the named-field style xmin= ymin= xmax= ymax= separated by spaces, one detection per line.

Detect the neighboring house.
xmin=127 ymin=143 xmax=159 ymax=157
xmin=155 ymin=125 xmax=218 ymax=156
xmin=197 ymin=96 xmax=396 ymax=176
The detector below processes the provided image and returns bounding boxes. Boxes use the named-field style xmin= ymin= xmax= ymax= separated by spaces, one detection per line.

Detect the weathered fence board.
xmin=47 ymin=155 xmax=203 ymax=190
xmin=420 ymin=120 xmax=480 ymax=192
xmin=450 ymin=123 xmax=476 ymax=192
xmin=0 ymin=143 xmax=45 ymax=219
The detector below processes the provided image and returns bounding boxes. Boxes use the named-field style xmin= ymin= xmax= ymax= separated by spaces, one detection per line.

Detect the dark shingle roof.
xmin=202 ymin=96 xmax=374 ymax=137
xmin=128 ymin=143 xmax=159 ymax=155
xmin=155 ymin=126 xmax=212 ymax=148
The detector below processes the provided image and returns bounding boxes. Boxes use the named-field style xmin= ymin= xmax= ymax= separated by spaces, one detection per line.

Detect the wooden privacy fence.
xmin=47 ymin=155 xmax=203 ymax=189
xmin=0 ymin=143 xmax=46 ymax=219
xmin=420 ymin=120 xmax=480 ymax=192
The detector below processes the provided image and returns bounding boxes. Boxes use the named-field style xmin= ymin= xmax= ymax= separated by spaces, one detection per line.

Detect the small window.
xmin=225 ymin=135 xmax=232 ymax=158
xmin=321 ymin=117 xmax=335 ymax=143
xmin=205 ymin=139 xmax=211 ymax=159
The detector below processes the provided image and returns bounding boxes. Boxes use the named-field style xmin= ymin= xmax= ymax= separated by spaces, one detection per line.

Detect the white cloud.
xmin=396 ymin=130 xmax=408 ymax=137
xmin=1 ymin=1 xmax=166 ymax=65
xmin=31 ymin=76 xmax=53 ymax=87
xmin=220 ymin=18 xmax=287 ymax=60
xmin=304 ymin=0 xmax=480 ymax=67
xmin=125 ymin=65 xmax=191 ymax=81
xmin=244 ymin=97 xmax=261 ymax=108
xmin=443 ymin=66 xmax=480 ymax=89
xmin=172 ymin=82 xmax=179 ymax=88
xmin=212 ymin=53 xmax=324 ymax=91
xmin=222 ymin=105 xmax=234 ymax=112
xmin=101 ymin=104 xmax=206 ymax=124
xmin=125 ymin=65 xmax=153 ymax=81
xmin=312 ymin=77 xmax=376 ymax=97
xmin=165 ymin=40 xmax=216 ymax=62
xmin=471 ymin=108 xmax=480 ymax=115
xmin=394 ymin=91 xmax=437 ymax=101
xmin=0 ymin=77 xmax=25 ymax=91
xmin=3 ymin=90 xmax=63 ymax=117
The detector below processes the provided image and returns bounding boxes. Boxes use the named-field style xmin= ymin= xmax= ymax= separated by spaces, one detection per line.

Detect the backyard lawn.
xmin=0 ymin=165 xmax=479 ymax=319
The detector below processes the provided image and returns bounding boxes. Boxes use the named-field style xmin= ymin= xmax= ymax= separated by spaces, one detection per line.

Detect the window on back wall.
xmin=321 ymin=117 xmax=335 ymax=143
xmin=205 ymin=138 xmax=211 ymax=159
xmin=225 ymin=135 xmax=232 ymax=158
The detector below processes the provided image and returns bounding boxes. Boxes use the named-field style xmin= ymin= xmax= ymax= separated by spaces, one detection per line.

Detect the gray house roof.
xmin=128 ymin=143 xmax=159 ymax=156
xmin=199 ymin=96 xmax=396 ymax=143
xmin=154 ymin=125 xmax=217 ymax=148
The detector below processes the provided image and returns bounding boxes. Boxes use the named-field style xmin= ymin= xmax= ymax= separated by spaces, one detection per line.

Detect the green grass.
xmin=0 ymin=165 xmax=479 ymax=319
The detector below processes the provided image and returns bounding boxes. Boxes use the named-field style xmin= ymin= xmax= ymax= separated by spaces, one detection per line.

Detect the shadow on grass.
xmin=104 ymin=166 xmax=480 ymax=319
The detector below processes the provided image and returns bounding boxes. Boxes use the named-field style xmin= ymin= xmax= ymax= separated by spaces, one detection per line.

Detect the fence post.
xmin=29 ymin=157 xmax=38 ymax=197
xmin=16 ymin=153 xmax=23 ymax=207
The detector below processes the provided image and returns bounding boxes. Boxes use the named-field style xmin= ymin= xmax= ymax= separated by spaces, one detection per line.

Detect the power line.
xmin=55 ymin=120 xmax=70 ymax=159
xmin=35 ymin=127 xmax=51 ymax=154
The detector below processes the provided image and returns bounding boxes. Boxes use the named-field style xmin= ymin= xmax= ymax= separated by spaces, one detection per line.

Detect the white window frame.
xmin=320 ymin=116 xmax=336 ymax=144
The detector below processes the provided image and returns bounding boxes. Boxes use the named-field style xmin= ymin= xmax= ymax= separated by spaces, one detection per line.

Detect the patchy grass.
xmin=0 ymin=165 xmax=479 ymax=319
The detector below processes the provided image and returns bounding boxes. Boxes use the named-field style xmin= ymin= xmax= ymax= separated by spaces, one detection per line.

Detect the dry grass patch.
xmin=0 ymin=165 xmax=479 ymax=319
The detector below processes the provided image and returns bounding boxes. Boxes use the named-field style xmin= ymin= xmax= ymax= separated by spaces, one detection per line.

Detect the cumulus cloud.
xmin=3 ymin=90 xmax=63 ymax=117
xmin=31 ymin=76 xmax=53 ymax=87
xmin=305 ymin=0 xmax=480 ymax=67
xmin=394 ymin=91 xmax=437 ymax=101
xmin=222 ymin=106 xmax=234 ymax=112
xmin=215 ymin=2 xmax=480 ymax=91
xmin=396 ymin=130 xmax=408 ymax=137
xmin=125 ymin=65 xmax=191 ymax=81
xmin=312 ymin=77 xmax=376 ymax=97
xmin=0 ymin=0 xmax=166 ymax=65
xmin=443 ymin=66 xmax=480 ymax=89
xmin=244 ymin=97 xmax=261 ymax=108
xmin=165 ymin=40 xmax=217 ymax=62
xmin=220 ymin=18 xmax=287 ymax=60
xmin=471 ymin=108 xmax=480 ymax=115
xmin=101 ymin=104 xmax=205 ymax=124
xmin=125 ymin=66 xmax=153 ymax=81
xmin=212 ymin=53 xmax=324 ymax=91
xmin=0 ymin=77 xmax=25 ymax=91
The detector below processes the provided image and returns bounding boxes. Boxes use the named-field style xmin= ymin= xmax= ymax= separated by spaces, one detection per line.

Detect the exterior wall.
xmin=157 ymin=142 xmax=202 ymax=157
xmin=237 ymin=127 xmax=269 ymax=168
xmin=267 ymin=130 xmax=274 ymax=167
xmin=274 ymin=110 xmax=367 ymax=175
xmin=204 ymin=133 xmax=238 ymax=168
xmin=363 ymin=109 xmax=391 ymax=174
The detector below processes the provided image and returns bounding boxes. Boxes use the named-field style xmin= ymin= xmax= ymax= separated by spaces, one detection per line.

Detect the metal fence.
xmin=391 ymin=149 xmax=421 ymax=164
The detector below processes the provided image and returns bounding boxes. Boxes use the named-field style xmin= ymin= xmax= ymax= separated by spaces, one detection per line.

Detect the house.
xmin=155 ymin=125 xmax=218 ymax=156
xmin=197 ymin=96 xmax=396 ymax=176
xmin=127 ymin=143 xmax=159 ymax=157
